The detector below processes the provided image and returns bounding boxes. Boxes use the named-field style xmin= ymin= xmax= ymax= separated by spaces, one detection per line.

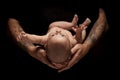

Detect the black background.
xmin=1 ymin=0 xmax=118 ymax=80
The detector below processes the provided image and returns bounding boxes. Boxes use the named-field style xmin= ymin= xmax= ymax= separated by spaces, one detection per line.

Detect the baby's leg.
xmin=71 ymin=14 xmax=78 ymax=26
xmin=73 ymin=18 xmax=91 ymax=43
xmin=80 ymin=18 xmax=91 ymax=41
xmin=49 ymin=14 xmax=78 ymax=30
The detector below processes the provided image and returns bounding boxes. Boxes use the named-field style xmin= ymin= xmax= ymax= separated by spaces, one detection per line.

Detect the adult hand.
xmin=58 ymin=8 xmax=109 ymax=72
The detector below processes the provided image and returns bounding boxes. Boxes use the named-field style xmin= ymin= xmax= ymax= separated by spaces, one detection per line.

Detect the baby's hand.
xmin=17 ymin=32 xmax=27 ymax=42
xmin=16 ymin=32 xmax=32 ymax=46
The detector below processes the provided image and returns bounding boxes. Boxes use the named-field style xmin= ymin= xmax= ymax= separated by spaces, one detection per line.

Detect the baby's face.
xmin=48 ymin=27 xmax=68 ymax=40
xmin=46 ymin=28 xmax=71 ymax=63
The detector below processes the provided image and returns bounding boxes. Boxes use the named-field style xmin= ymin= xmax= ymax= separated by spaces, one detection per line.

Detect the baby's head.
xmin=46 ymin=30 xmax=71 ymax=64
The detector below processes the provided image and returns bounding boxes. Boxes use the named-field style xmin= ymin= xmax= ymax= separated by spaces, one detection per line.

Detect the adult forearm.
xmin=84 ymin=8 xmax=109 ymax=49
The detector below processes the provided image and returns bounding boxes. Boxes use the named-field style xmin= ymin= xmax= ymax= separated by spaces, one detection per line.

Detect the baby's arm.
xmin=21 ymin=33 xmax=47 ymax=45
xmin=49 ymin=14 xmax=78 ymax=30
xmin=8 ymin=18 xmax=57 ymax=69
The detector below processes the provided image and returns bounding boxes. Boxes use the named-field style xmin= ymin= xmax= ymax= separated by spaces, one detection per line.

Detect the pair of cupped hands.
xmin=17 ymin=18 xmax=89 ymax=73
xmin=9 ymin=8 xmax=108 ymax=73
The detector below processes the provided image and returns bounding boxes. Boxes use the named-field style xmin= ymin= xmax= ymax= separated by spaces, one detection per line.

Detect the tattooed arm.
xmin=8 ymin=18 xmax=35 ymax=53
xmin=83 ymin=8 xmax=109 ymax=49
xmin=58 ymin=8 xmax=109 ymax=72
xmin=8 ymin=18 xmax=57 ymax=69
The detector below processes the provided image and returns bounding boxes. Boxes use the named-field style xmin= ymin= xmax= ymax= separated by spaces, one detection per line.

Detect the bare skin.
xmin=58 ymin=8 xmax=109 ymax=72
xmin=8 ymin=14 xmax=91 ymax=68
xmin=8 ymin=8 xmax=108 ymax=72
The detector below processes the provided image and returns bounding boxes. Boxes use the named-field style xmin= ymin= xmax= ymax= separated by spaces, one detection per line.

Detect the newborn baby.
xmin=16 ymin=14 xmax=91 ymax=68
xmin=8 ymin=8 xmax=108 ymax=71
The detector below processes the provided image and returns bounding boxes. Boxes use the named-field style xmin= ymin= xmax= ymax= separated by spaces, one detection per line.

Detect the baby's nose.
xmin=56 ymin=30 xmax=61 ymax=34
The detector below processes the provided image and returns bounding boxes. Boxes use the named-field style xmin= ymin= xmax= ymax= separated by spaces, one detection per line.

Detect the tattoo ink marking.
xmin=90 ymin=34 xmax=96 ymax=43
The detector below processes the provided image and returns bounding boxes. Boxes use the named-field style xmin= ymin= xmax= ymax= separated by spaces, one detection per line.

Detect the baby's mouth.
xmin=54 ymin=34 xmax=63 ymax=37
